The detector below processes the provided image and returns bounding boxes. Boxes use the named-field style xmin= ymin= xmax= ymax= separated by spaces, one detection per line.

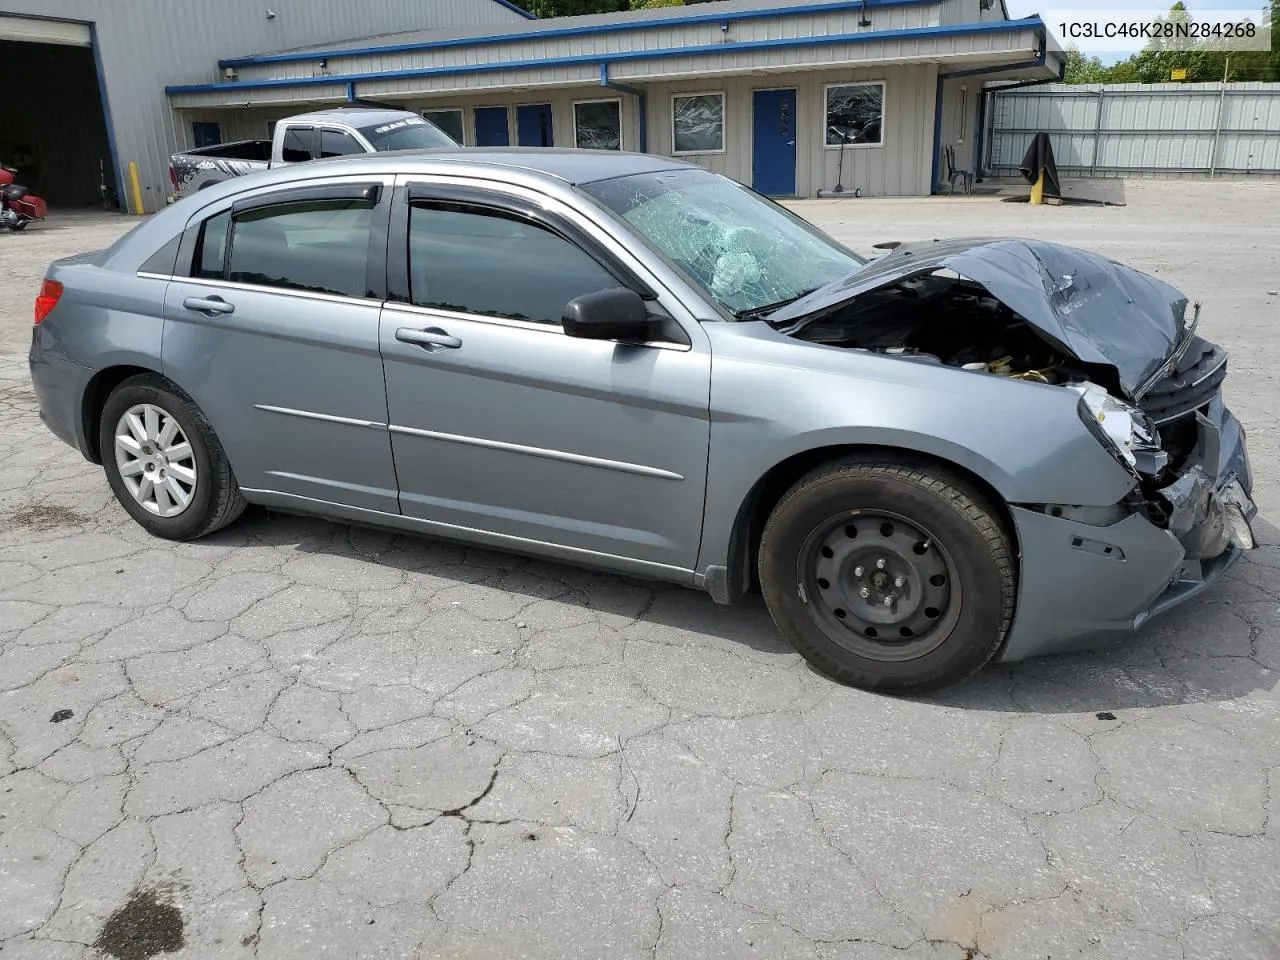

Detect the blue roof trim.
xmin=218 ymin=0 xmax=937 ymax=69
xmin=490 ymin=0 xmax=536 ymax=19
xmin=173 ymin=17 xmax=1045 ymax=96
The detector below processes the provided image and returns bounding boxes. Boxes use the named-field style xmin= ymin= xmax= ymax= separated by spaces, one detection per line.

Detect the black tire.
xmin=759 ymin=457 xmax=1015 ymax=693
xmin=99 ymin=374 xmax=246 ymax=540
xmin=10 ymin=220 xmax=27 ymax=231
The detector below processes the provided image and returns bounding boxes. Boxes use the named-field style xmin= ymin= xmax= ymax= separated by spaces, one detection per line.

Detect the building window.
xmin=574 ymin=99 xmax=622 ymax=151
xmin=672 ymin=93 xmax=725 ymax=154
xmin=824 ymin=82 xmax=885 ymax=147
xmin=422 ymin=108 xmax=465 ymax=145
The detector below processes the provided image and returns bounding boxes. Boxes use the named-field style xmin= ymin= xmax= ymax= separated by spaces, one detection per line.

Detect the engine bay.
xmin=788 ymin=272 xmax=1119 ymax=391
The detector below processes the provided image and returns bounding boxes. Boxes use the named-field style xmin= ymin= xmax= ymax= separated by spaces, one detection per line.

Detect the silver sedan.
xmin=28 ymin=150 xmax=1256 ymax=692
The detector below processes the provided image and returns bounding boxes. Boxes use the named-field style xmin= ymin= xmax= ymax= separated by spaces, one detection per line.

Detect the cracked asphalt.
xmin=2 ymin=181 xmax=1279 ymax=960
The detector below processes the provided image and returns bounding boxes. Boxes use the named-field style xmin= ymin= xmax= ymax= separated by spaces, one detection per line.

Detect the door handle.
xmin=183 ymin=295 xmax=235 ymax=316
xmin=396 ymin=327 xmax=462 ymax=350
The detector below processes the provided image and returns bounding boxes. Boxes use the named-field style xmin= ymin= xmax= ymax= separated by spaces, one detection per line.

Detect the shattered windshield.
xmin=358 ymin=117 xmax=458 ymax=151
xmin=580 ymin=169 xmax=864 ymax=317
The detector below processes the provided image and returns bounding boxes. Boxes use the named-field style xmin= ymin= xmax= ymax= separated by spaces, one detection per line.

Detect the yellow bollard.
xmin=1029 ymin=169 xmax=1045 ymax=205
xmin=127 ymin=161 xmax=145 ymax=216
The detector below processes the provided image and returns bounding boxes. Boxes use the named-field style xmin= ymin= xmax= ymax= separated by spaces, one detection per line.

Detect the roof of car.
xmin=325 ymin=148 xmax=693 ymax=186
xmin=286 ymin=107 xmax=422 ymax=127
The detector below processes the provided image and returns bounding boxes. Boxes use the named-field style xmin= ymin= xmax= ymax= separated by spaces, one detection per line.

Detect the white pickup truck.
xmin=167 ymin=107 xmax=456 ymax=201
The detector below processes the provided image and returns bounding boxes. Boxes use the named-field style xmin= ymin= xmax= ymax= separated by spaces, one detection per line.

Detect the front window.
xmin=581 ymin=168 xmax=863 ymax=317
xmin=574 ymin=100 xmax=622 ymax=151
xmin=825 ymin=83 xmax=885 ymax=147
xmin=408 ymin=203 xmax=619 ymax=325
xmin=319 ymin=129 xmax=363 ymax=158
xmin=358 ymin=116 xmax=458 ymax=151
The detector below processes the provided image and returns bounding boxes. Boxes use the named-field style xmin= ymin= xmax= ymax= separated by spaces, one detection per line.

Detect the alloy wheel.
xmin=114 ymin=403 xmax=198 ymax=518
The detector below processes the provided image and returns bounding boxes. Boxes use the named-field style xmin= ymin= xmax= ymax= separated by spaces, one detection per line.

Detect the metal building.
xmin=2 ymin=0 xmax=1062 ymax=210
xmin=0 ymin=0 xmax=529 ymax=212
xmin=167 ymin=0 xmax=1063 ymax=199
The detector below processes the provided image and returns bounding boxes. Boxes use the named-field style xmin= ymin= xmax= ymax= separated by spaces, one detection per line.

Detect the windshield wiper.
xmin=732 ymin=289 xmax=819 ymax=323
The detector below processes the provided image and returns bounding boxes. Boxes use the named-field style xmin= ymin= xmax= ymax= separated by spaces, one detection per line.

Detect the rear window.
xmin=359 ymin=116 xmax=457 ymax=151
xmin=195 ymin=198 xmax=374 ymax=299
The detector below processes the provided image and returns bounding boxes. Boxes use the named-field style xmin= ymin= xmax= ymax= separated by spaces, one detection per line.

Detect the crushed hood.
xmin=770 ymin=238 xmax=1192 ymax=398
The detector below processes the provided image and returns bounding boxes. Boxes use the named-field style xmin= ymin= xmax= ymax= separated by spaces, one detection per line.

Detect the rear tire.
xmin=759 ymin=456 xmax=1015 ymax=693
xmin=99 ymin=374 xmax=246 ymax=540
xmin=10 ymin=220 xmax=26 ymax=231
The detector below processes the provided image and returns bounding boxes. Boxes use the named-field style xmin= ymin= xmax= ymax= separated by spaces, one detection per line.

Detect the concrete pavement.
xmin=1 ymin=181 xmax=1278 ymax=959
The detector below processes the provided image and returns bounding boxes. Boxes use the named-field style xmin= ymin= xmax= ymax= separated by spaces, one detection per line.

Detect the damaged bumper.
xmin=999 ymin=393 xmax=1255 ymax=662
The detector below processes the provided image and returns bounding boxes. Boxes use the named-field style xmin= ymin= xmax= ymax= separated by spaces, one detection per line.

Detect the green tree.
xmin=1065 ymin=1 xmax=1280 ymax=83
xmin=1064 ymin=44 xmax=1108 ymax=83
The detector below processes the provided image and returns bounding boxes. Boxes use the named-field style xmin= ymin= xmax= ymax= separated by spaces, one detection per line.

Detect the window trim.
xmin=420 ymin=107 xmax=467 ymax=145
xmin=670 ymin=91 xmax=726 ymax=156
xmin=571 ymin=97 xmax=623 ymax=152
xmin=822 ymin=80 xmax=886 ymax=151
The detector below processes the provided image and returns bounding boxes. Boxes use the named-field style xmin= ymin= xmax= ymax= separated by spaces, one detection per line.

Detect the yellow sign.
xmin=1171 ymin=68 xmax=1188 ymax=81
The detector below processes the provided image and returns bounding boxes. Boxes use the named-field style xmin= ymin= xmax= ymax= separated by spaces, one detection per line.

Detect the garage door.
xmin=0 ymin=15 xmax=90 ymax=47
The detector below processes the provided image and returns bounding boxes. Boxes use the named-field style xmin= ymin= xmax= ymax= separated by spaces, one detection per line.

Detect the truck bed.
xmin=181 ymin=139 xmax=272 ymax=162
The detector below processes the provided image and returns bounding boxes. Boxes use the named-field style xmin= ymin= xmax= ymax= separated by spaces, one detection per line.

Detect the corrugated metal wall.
xmin=989 ymin=82 xmax=1280 ymax=178
xmin=229 ymin=4 xmax=942 ymax=84
xmin=0 ymin=0 xmax=527 ymax=212
xmin=210 ymin=63 xmax=939 ymax=198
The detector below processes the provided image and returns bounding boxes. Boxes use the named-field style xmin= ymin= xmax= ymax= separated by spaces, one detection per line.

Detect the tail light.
xmin=34 ymin=279 xmax=63 ymax=325
xmin=168 ymin=164 xmax=179 ymax=191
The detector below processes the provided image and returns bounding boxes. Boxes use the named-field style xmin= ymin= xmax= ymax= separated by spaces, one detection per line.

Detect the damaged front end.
xmin=773 ymin=238 xmax=1256 ymax=651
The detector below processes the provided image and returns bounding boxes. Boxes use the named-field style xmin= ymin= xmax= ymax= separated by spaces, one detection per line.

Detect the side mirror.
xmin=562 ymin=287 xmax=653 ymax=342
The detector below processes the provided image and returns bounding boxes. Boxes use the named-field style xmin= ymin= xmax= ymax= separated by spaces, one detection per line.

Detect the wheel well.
xmin=725 ymin=444 xmax=1018 ymax=601
xmin=81 ymin=365 xmax=158 ymax=464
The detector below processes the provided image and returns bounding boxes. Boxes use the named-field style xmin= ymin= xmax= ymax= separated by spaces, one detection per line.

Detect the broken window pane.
xmin=825 ymin=83 xmax=884 ymax=146
xmin=574 ymin=100 xmax=622 ymax=150
xmin=673 ymin=93 xmax=724 ymax=154
xmin=581 ymin=168 xmax=863 ymax=316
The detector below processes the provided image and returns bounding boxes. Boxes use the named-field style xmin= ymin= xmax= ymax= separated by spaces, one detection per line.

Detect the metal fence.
xmin=987 ymin=82 xmax=1280 ymax=179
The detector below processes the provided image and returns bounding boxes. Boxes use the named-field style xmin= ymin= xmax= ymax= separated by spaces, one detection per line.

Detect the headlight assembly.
xmin=1070 ymin=382 xmax=1169 ymax=477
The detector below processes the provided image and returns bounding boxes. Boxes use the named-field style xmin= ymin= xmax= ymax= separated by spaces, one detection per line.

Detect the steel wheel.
xmin=113 ymin=403 xmax=198 ymax=518
xmin=798 ymin=511 xmax=961 ymax=662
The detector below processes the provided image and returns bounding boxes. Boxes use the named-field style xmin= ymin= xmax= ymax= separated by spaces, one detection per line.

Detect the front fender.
xmin=696 ymin=322 xmax=1136 ymax=576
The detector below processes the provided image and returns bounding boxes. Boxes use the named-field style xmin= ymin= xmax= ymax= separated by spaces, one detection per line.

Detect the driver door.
xmin=378 ymin=179 xmax=712 ymax=575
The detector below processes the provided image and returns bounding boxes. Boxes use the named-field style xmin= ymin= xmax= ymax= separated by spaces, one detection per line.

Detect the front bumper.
xmin=999 ymin=394 xmax=1255 ymax=662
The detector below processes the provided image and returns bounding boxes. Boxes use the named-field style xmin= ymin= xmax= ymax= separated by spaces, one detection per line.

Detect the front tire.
xmin=759 ymin=457 xmax=1015 ymax=693
xmin=99 ymin=374 xmax=246 ymax=540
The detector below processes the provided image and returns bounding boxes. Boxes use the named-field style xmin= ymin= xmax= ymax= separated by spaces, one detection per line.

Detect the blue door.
xmin=192 ymin=121 xmax=222 ymax=148
xmin=517 ymin=104 xmax=554 ymax=147
xmin=752 ymin=89 xmax=797 ymax=197
xmin=474 ymin=107 xmax=510 ymax=147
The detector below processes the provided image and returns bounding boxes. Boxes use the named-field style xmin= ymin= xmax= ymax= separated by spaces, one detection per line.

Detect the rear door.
xmin=378 ymin=177 xmax=712 ymax=574
xmin=161 ymin=174 xmax=400 ymax=512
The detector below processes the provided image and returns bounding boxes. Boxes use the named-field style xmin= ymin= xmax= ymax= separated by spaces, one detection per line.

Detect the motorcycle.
xmin=0 ymin=164 xmax=47 ymax=231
